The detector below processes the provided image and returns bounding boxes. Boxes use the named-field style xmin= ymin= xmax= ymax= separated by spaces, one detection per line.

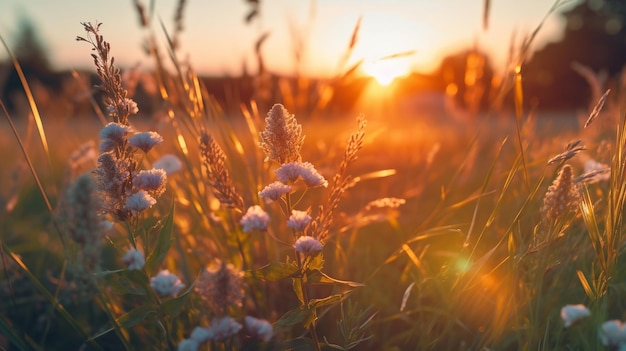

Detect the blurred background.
xmin=0 ymin=0 xmax=624 ymax=121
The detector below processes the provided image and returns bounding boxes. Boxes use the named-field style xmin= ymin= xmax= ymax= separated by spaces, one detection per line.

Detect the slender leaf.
xmin=305 ymin=269 xmax=364 ymax=288
xmin=248 ymin=262 xmax=299 ymax=281
xmin=160 ymin=284 xmax=193 ymax=317
xmin=117 ymin=304 xmax=156 ymax=328
xmin=146 ymin=204 xmax=175 ymax=274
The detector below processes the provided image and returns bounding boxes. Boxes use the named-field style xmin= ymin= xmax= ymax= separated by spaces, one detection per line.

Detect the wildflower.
xmin=133 ymin=169 xmax=167 ymax=198
xmin=245 ymin=316 xmax=273 ymax=342
xmin=190 ymin=326 xmax=213 ymax=344
xmin=125 ymin=191 xmax=157 ymax=214
xmin=177 ymin=339 xmax=199 ymax=351
xmin=600 ymin=320 xmax=626 ymax=347
xmin=294 ymin=236 xmax=323 ymax=256
xmin=99 ymin=122 xmax=131 ymax=144
xmin=240 ymin=205 xmax=270 ymax=232
xmin=108 ymin=98 xmax=139 ymax=118
xmin=150 ymin=269 xmax=184 ymax=297
xmin=154 ymin=154 xmax=183 ymax=175
xmin=560 ymin=304 xmax=590 ymax=327
xmin=547 ymin=140 xmax=586 ymax=165
xmin=259 ymin=181 xmax=292 ymax=201
xmin=208 ymin=316 xmax=242 ymax=341
xmin=99 ymin=138 xmax=117 ymax=153
xmin=576 ymin=159 xmax=610 ymax=184
xmin=95 ymin=152 xmax=132 ymax=219
xmin=199 ymin=132 xmax=244 ymax=210
xmin=69 ymin=141 xmax=96 ymax=169
xmin=129 ymin=131 xmax=163 ymax=152
xmin=64 ymin=174 xmax=104 ymax=246
xmin=287 ymin=210 xmax=312 ymax=231
xmin=60 ymin=173 xmax=105 ymax=292
xmin=259 ymin=103 xmax=304 ymax=164
xmin=122 ymin=248 xmax=145 ymax=270
xmin=275 ymin=161 xmax=328 ymax=188
xmin=364 ymin=197 xmax=407 ymax=211
xmin=195 ymin=260 xmax=245 ymax=316
xmin=542 ymin=164 xmax=581 ymax=221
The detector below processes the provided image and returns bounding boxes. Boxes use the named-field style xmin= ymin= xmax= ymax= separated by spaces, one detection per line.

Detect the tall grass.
xmin=2 ymin=1 xmax=626 ymax=350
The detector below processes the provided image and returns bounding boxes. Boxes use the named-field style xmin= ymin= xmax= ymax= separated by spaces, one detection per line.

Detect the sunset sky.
xmin=0 ymin=0 xmax=580 ymax=78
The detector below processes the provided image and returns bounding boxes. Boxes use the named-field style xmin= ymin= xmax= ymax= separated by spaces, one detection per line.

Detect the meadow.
xmin=1 ymin=2 xmax=626 ymax=351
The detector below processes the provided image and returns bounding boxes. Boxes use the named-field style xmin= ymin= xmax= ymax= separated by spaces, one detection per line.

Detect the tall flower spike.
xmin=199 ymin=132 xmax=244 ymax=211
xmin=259 ymin=104 xmax=305 ymax=164
xmin=542 ymin=164 xmax=581 ymax=221
xmin=194 ymin=259 xmax=245 ymax=317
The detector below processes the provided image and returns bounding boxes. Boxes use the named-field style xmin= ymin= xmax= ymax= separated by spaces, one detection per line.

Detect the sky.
xmin=0 ymin=0 xmax=581 ymax=77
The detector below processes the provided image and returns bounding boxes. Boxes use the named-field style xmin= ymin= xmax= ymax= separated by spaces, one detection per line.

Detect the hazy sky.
xmin=0 ymin=0 xmax=580 ymax=77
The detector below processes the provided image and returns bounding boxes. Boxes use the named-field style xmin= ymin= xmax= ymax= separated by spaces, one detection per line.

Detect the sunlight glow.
xmin=363 ymin=58 xmax=411 ymax=86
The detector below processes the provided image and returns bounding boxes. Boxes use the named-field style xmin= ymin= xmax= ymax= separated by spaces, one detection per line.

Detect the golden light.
xmin=363 ymin=57 xmax=411 ymax=86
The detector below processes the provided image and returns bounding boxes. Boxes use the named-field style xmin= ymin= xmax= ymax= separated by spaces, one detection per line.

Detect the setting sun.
xmin=363 ymin=56 xmax=412 ymax=86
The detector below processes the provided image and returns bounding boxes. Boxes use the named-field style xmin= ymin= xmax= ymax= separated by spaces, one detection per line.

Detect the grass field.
xmin=2 ymin=5 xmax=626 ymax=351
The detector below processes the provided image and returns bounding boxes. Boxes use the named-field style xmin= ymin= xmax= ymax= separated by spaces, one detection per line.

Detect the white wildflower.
xmin=177 ymin=339 xmax=199 ymax=351
xmin=240 ymin=205 xmax=270 ymax=232
xmin=125 ymin=191 xmax=157 ymax=214
xmin=153 ymin=154 xmax=183 ymax=175
xmin=294 ymin=236 xmax=323 ymax=256
xmin=275 ymin=162 xmax=328 ymax=188
xmin=129 ymin=131 xmax=163 ymax=153
xmin=560 ymin=304 xmax=590 ymax=327
xmin=245 ymin=316 xmax=273 ymax=342
xmin=122 ymin=248 xmax=145 ymax=270
xmin=150 ymin=269 xmax=184 ymax=297
xmin=259 ymin=181 xmax=292 ymax=201
xmin=286 ymin=210 xmax=312 ymax=231
xmin=208 ymin=316 xmax=242 ymax=341
xmin=190 ymin=326 xmax=213 ymax=344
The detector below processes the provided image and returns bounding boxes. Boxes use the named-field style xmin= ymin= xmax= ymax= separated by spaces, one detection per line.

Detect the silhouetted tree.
xmin=524 ymin=0 xmax=626 ymax=109
xmin=0 ymin=15 xmax=58 ymax=114
xmin=437 ymin=48 xmax=495 ymax=113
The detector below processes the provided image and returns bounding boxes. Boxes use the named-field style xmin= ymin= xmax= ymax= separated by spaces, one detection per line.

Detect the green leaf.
xmin=159 ymin=284 xmax=193 ymax=317
xmin=274 ymin=306 xmax=315 ymax=328
xmin=293 ymin=278 xmax=304 ymax=305
xmin=247 ymin=262 xmax=299 ymax=281
xmin=146 ymin=204 xmax=175 ymax=275
xmin=307 ymin=253 xmax=324 ymax=271
xmin=104 ymin=269 xmax=150 ymax=296
xmin=309 ymin=293 xmax=347 ymax=309
xmin=304 ymin=269 xmax=364 ymax=288
xmin=117 ymin=304 xmax=156 ymax=328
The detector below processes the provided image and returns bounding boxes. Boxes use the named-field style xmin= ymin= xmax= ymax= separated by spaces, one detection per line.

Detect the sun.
xmin=363 ymin=57 xmax=412 ymax=86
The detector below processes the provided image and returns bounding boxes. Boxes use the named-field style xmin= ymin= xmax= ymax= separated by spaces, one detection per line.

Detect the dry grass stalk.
xmin=200 ymin=131 xmax=245 ymax=212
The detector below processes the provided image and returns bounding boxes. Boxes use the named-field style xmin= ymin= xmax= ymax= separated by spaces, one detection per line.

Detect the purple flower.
xmin=129 ymin=131 xmax=163 ymax=153
xmin=294 ymin=236 xmax=323 ymax=256
xmin=259 ymin=181 xmax=292 ymax=201
xmin=240 ymin=205 xmax=270 ymax=232
xmin=286 ymin=210 xmax=312 ymax=231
